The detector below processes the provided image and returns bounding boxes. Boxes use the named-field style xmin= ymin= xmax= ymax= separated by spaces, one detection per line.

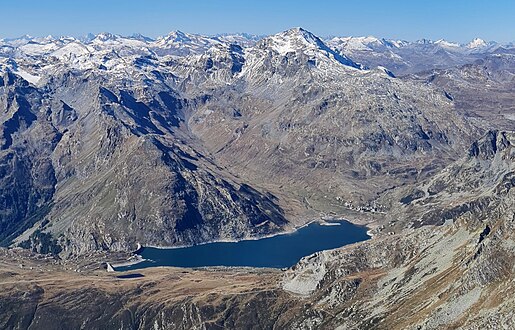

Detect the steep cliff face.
xmin=0 ymin=72 xmax=58 ymax=247
xmin=0 ymin=70 xmax=287 ymax=255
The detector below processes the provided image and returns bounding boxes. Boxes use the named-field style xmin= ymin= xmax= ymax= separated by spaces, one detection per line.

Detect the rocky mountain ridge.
xmin=0 ymin=27 xmax=510 ymax=257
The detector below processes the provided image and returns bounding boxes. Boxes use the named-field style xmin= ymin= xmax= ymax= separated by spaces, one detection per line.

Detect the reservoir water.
xmin=115 ymin=220 xmax=370 ymax=271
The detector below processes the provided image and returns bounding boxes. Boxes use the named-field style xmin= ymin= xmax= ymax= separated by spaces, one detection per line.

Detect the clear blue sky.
xmin=1 ymin=0 xmax=513 ymax=42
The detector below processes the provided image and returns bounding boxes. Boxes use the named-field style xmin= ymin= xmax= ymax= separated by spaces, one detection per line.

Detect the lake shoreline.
xmin=113 ymin=218 xmax=371 ymax=271
xmin=138 ymin=217 xmax=368 ymax=250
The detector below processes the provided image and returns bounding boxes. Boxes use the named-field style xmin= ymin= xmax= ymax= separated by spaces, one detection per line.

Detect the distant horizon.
xmin=0 ymin=27 xmax=511 ymax=45
xmin=1 ymin=1 xmax=514 ymax=43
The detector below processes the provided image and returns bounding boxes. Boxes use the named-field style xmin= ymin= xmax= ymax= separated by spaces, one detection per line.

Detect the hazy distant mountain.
xmin=325 ymin=35 xmax=514 ymax=75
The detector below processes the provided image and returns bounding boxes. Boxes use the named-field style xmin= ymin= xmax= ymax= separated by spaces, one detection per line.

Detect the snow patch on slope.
xmin=265 ymin=28 xmax=323 ymax=55
xmin=13 ymin=68 xmax=41 ymax=85
xmin=435 ymin=39 xmax=461 ymax=49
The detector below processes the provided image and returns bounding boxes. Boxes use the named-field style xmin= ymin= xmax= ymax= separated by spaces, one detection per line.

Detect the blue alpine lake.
xmin=115 ymin=220 xmax=370 ymax=271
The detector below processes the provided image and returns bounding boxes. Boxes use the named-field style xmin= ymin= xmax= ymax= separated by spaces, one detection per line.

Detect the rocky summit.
xmin=0 ymin=27 xmax=514 ymax=329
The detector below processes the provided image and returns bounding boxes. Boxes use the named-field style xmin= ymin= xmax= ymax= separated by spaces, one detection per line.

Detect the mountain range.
xmin=0 ymin=27 xmax=514 ymax=329
xmin=0 ymin=27 xmax=485 ymax=254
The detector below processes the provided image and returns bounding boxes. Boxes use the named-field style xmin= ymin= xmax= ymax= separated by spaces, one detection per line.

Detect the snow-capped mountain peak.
xmin=93 ymin=32 xmax=119 ymax=43
xmin=467 ymin=38 xmax=487 ymax=48
xmin=253 ymin=28 xmax=363 ymax=70
xmin=415 ymin=38 xmax=434 ymax=45
xmin=215 ymin=33 xmax=263 ymax=47
xmin=281 ymin=27 xmax=320 ymax=41
xmin=159 ymin=30 xmax=192 ymax=44
xmin=128 ymin=33 xmax=154 ymax=42
xmin=152 ymin=31 xmax=222 ymax=55
xmin=1 ymin=35 xmax=36 ymax=47
xmin=78 ymin=33 xmax=96 ymax=43
xmin=434 ymin=39 xmax=460 ymax=48
xmin=259 ymin=27 xmax=330 ymax=56
xmin=326 ymin=36 xmax=389 ymax=51
xmin=2 ymin=34 xmax=33 ymax=42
